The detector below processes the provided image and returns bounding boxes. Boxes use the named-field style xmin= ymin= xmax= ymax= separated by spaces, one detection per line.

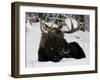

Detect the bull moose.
xmin=38 ymin=21 xmax=86 ymax=62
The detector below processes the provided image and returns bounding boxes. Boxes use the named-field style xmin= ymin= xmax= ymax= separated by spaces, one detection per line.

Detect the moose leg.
xmin=38 ymin=47 xmax=50 ymax=62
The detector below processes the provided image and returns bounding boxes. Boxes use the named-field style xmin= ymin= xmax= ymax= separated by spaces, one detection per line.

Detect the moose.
xmin=38 ymin=21 xmax=86 ymax=62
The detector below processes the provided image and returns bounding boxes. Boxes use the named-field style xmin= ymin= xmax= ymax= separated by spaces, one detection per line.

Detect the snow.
xmin=25 ymin=21 xmax=90 ymax=68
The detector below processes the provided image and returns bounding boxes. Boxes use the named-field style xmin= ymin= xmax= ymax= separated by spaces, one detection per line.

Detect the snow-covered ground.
xmin=25 ymin=22 xmax=90 ymax=68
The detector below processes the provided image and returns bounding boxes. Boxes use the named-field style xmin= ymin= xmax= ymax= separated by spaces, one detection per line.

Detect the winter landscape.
xmin=25 ymin=13 xmax=90 ymax=68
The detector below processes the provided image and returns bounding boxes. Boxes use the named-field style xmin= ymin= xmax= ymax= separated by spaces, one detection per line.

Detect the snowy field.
xmin=25 ymin=22 xmax=90 ymax=68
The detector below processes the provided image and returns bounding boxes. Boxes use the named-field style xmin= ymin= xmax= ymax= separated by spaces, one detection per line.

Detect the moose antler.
xmin=62 ymin=18 xmax=82 ymax=33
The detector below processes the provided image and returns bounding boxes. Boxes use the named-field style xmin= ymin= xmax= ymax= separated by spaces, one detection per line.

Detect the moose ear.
xmin=40 ymin=21 xmax=50 ymax=33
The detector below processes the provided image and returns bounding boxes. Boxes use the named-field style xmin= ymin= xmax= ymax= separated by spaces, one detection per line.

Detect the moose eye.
xmin=45 ymin=25 xmax=48 ymax=28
